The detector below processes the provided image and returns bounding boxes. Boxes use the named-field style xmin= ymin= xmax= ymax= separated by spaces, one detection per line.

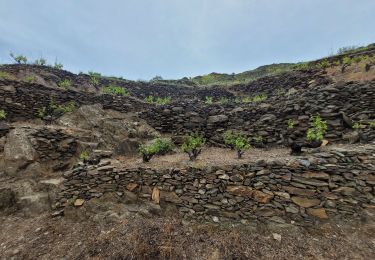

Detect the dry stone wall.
xmin=140 ymin=81 xmax=375 ymax=145
xmin=57 ymin=145 xmax=375 ymax=223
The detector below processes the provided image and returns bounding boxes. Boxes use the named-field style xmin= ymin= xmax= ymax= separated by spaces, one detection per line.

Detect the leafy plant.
xmin=181 ymin=134 xmax=205 ymax=161
xmin=50 ymin=100 xmax=76 ymax=114
xmin=369 ymin=121 xmax=375 ymax=128
xmin=102 ymin=85 xmax=129 ymax=96
xmin=306 ymin=114 xmax=328 ymax=142
xmin=0 ymin=109 xmax=6 ymax=120
xmin=144 ymin=95 xmax=154 ymax=103
xmin=53 ymin=62 xmax=64 ymax=69
xmin=34 ymin=57 xmax=47 ymax=66
xmin=10 ymin=52 xmax=27 ymax=64
xmin=90 ymin=75 xmax=99 ymax=86
xmin=88 ymin=71 xmax=101 ymax=77
xmin=204 ymin=96 xmax=213 ymax=104
xmin=242 ymin=96 xmax=252 ymax=103
xmin=58 ymin=79 xmax=71 ymax=89
xmin=155 ymin=96 xmax=171 ymax=105
xmin=219 ymin=97 xmax=229 ymax=104
xmin=341 ymin=56 xmax=352 ymax=72
xmin=318 ymin=60 xmax=330 ymax=69
xmin=287 ymin=119 xmax=294 ymax=129
xmin=0 ymin=71 xmax=12 ymax=80
xmin=79 ymin=151 xmax=89 ymax=162
xmin=139 ymin=138 xmax=174 ymax=162
xmin=37 ymin=107 xmax=46 ymax=118
xmin=352 ymin=122 xmax=363 ymax=130
xmin=252 ymin=94 xmax=267 ymax=102
xmin=223 ymin=130 xmax=250 ymax=159
xmin=24 ymin=75 xmax=36 ymax=83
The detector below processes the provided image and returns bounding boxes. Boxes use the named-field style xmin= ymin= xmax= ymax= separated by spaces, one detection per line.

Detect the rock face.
xmin=4 ymin=128 xmax=36 ymax=175
xmin=56 ymin=144 xmax=375 ymax=223
xmin=0 ymin=188 xmax=16 ymax=209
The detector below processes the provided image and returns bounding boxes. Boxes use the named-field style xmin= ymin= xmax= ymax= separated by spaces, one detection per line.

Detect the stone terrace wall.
xmin=0 ymin=79 xmax=147 ymax=121
xmin=140 ymin=81 xmax=375 ymax=145
xmin=57 ymin=145 xmax=375 ymax=223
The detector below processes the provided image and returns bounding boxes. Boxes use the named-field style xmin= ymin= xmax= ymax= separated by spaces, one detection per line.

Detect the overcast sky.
xmin=0 ymin=0 xmax=374 ymax=80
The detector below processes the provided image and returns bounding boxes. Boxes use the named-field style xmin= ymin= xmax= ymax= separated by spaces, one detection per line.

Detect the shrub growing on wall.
xmin=223 ymin=130 xmax=250 ymax=159
xmin=0 ymin=109 xmax=6 ymax=120
xmin=181 ymin=134 xmax=205 ymax=160
xmin=102 ymin=85 xmax=129 ymax=96
xmin=306 ymin=114 xmax=327 ymax=142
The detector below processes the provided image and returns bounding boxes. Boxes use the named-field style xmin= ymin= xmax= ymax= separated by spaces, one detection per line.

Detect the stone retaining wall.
xmin=57 ymin=145 xmax=375 ymax=223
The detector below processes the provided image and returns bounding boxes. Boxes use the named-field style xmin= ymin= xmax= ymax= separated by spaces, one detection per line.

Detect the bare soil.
xmin=0 ymin=211 xmax=374 ymax=259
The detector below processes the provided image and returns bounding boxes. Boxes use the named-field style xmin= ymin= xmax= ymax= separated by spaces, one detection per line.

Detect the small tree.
xmin=204 ymin=96 xmax=213 ymax=104
xmin=34 ymin=57 xmax=47 ymax=66
xmin=58 ymin=79 xmax=71 ymax=89
xmin=181 ymin=134 xmax=205 ymax=160
xmin=53 ymin=62 xmax=63 ymax=70
xmin=10 ymin=52 xmax=27 ymax=64
xmin=223 ymin=130 xmax=250 ymax=159
xmin=306 ymin=114 xmax=327 ymax=142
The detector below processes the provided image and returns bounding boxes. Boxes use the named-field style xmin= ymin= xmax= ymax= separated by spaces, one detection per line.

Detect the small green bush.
xmin=37 ymin=107 xmax=46 ymax=118
xmin=144 ymin=95 xmax=154 ymax=103
xmin=242 ymin=96 xmax=252 ymax=103
xmin=90 ymin=75 xmax=99 ymax=86
xmin=252 ymin=94 xmax=267 ymax=102
xmin=10 ymin=52 xmax=27 ymax=64
xmin=24 ymin=75 xmax=36 ymax=83
xmin=254 ymin=135 xmax=263 ymax=144
xmin=287 ymin=119 xmax=294 ymax=129
xmin=306 ymin=114 xmax=328 ymax=142
xmin=204 ymin=96 xmax=213 ymax=104
xmin=219 ymin=97 xmax=229 ymax=104
xmin=318 ymin=60 xmax=330 ymax=69
xmin=0 ymin=71 xmax=12 ymax=80
xmin=58 ymin=79 xmax=71 ymax=89
xmin=0 ymin=109 xmax=6 ymax=120
xmin=102 ymin=85 xmax=129 ymax=96
xmin=181 ymin=134 xmax=205 ymax=160
xmin=369 ymin=121 xmax=375 ymax=128
xmin=223 ymin=130 xmax=250 ymax=159
xmin=53 ymin=62 xmax=64 ymax=69
xmin=50 ymin=100 xmax=76 ymax=114
xmin=88 ymin=71 xmax=101 ymax=77
xmin=352 ymin=122 xmax=363 ymax=130
xmin=34 ymin=57 xmax=47 ymax=66
xmin=79 ymin=151 xmax=89 ymax=161
xmin=139 ymin=138 xmax=174 ymax=162
xmin=155 ymin=96 xmax=171 ymax=105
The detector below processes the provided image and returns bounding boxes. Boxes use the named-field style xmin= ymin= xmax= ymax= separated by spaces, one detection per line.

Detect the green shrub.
xmin=242 ymin=96 xmax=252 ymax=103
xmin=342 ymin=56 xmax=352 ymax=66
xmin=37 ymin=107 xmax=46 ymax=118
xmin=252 ymin=94 xmax=267 ymax=102
xmin=50 ymin=100 xmax=76 ymax=114
xmin=58 ymin=79 xmax=71 ymax=89
xmin=352 ymin=56 xmax=362 ymax=63
xmin=0 ymin=71 xmax=12 ymax=80
xmin=90 ymin=75 xmax=99 ymax=86
xmin=139 ymin=138 xmax=174 ymax=162
xmin=79 ymin=151 xmax=89 ymax=162
xmin=352 ymin=122 xmax=363 ymax=130
xmin=318 ymin=60 xmax=330 ymax=69
xmin=219 ymin=97 xmax=229 ymax=104
xmin=204 ymin=96 xmax=213 ymax=104
xmin=181 ymin=134 xmax=205 ymax=160
xmin=34 ymin=57 xmax=47 ymax=66
xmin=144 ymin=95 xmax=154 ymax=103
xmin=24 ymin=75 xmax=36 ymax=83
xmin=0 ymin=109 xmax=6 ymax=120
xmin=53 ymin=62 xmax=64 ymax=69
xmin=10 ymin=52 xmax=27 ymax=64
xmin=306 ymin=114 xmax=328 ymax=142
xmin=369 ymin=121 xmax=375 ymax=128
xmin=88 ymin=71 xmax=101 ymax=77
xmin=155 ymin=96 xmax=171 ymax=105
xmin=254 ymin=135 xmax=263 ymax=144
xmin=223 ymin=130 xmax=250 ymax=158
xmin=102 ymin=85 xmax=129 ymax=96
xmin=287 ymin=119 xmax=294 ymax=129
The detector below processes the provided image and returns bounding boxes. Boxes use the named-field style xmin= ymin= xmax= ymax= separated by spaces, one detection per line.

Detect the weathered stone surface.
xmin=291 ymin=197 xmax=320 ymax=208
xmin=307 ymin=208 xmax=328 ymax=219
xmin=302 ymin=172 xmax=330 ymax=180
xmin=74 ymin=199 xmax=85 ymax=207
xmin=253 ymin=190 xmax=274 ymax=204
xmin=161 ymin=191 xmax=182 ymax=204
xmin=226 ymin=186 xmax=253 ymax=197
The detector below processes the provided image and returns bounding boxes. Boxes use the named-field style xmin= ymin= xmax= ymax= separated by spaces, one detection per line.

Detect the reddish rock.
xmin=307 ymin=208 xmax=328 ymax=219
xmin=283 ymin=186 xmax=316 ymax=197
xmin=253 ymin=190 xmax=274 ymax=203
xmin=126 ymin=183 xmax=138 ymax=191
xmin=302 ymin=172 xmax=330 ymax=180
xmin=226 ymin=186 xmax=253 ymax=198
xmin=291 ymin=197 xmax=320 ymax=208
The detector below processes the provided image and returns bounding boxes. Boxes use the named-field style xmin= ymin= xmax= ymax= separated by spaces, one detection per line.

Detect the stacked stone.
xmin=56 ymin=145 xmax=375 ymax=223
